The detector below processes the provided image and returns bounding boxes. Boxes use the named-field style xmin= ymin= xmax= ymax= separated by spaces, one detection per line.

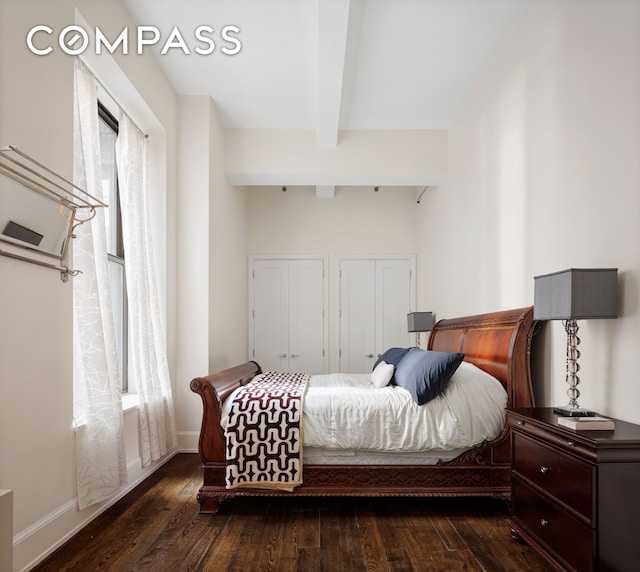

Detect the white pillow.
xmin=371 ymin=361 xmax=394 ymax=388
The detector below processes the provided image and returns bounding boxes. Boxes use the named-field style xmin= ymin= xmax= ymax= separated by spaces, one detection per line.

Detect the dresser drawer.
xmin=512 ymin=431 xmax=594 ymax=522
xmin=513 ymin=476 xmax=595 ymax=572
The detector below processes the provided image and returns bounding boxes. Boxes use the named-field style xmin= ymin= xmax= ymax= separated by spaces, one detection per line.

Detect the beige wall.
xmin=0 ymin=1 xmax=179 ymax=569
xmin=417 ymin=0 xmax=640 ymax=422
xmin=0 ymin=0 xmax=76 ymax=546
xmin=246 ymin=185 xmax=418 ymax=255
xmin=227 ymin=129 xmax=448 ymax=186
xmin=175 ymin=96 xmax=212 ymax=452
xmin=208 ymin=100 xmax=248 ymax=373
xmin=175 ymin=95 xmax=249 ymax=450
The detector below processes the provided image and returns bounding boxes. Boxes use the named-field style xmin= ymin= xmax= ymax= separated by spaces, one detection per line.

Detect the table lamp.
xmin=534 ymin=268 xmax=618 ymax=417
xmin=407 ymin=312 xmax=435 ymax=347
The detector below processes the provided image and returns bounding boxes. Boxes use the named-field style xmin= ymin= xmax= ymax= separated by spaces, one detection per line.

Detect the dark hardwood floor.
xmin=33 ymin=454 xmax=551 ymax=571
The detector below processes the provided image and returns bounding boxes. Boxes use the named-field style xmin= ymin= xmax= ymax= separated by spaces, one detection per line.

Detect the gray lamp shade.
xmin=407 ymin=312 xmax=435 ymax=332
xmin=534 ymin=268 xmax=618 ymax=320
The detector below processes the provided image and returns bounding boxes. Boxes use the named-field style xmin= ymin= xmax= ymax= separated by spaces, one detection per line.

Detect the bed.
xmin=190 ymin=306 xmax=537 ymax=514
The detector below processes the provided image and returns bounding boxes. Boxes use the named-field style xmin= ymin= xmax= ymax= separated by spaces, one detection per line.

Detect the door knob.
xmin=365 ymin=353 xmax=374 ymax=358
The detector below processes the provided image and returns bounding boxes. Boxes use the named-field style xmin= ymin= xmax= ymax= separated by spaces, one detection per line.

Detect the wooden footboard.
xmin=190 ymin=306 xmax=537 ymax=514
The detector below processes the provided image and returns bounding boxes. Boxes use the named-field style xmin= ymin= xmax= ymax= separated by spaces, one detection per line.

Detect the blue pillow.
xmin=394 ymin=348 xmax=465 ymax=405
xmin=373 ymin=347 xmax=410 ymax=371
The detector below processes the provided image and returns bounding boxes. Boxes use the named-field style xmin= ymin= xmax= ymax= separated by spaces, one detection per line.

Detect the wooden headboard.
xmin=428 ymin=306 xmax=537 ymax=408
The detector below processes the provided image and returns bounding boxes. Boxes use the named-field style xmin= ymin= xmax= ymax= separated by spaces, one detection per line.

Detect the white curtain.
xmin=73 ymin=59 xmax=127 ymax=510
xmin=116 ymin=115 xmax=177 ymax=466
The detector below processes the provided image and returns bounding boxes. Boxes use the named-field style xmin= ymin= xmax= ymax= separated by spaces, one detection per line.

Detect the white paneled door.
xmin=338 ymin=259 xmax=376 ymax=373
xmin=251 ymin=257 xmax=328 ymax=374
xmin=339 ymin=257 xmax=415 ymax=373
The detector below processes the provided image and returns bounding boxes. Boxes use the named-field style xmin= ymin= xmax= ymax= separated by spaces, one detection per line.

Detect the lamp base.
xmin=553 ymin=405 xmax=597 ymax=417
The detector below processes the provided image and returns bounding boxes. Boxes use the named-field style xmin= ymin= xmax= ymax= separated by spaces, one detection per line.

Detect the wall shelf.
xmin=0 ymin=145 xmax=106 ymax=281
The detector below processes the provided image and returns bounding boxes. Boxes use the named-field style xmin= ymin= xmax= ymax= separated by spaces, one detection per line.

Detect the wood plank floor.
xmin=33 ymin=454 xmax=552 ymax=571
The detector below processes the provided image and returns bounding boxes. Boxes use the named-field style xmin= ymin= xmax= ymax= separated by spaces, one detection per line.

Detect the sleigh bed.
xmin=190 ymin=306 xmax=538 ymax=514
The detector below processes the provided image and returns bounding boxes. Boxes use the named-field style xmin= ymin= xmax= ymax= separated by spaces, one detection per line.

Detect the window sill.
xmin=122 ymin=393 xmax=141 ymax=413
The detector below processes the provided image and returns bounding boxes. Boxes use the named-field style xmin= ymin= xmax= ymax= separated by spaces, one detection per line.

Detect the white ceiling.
xmin=121 ymin=0 xmax=526 ymax=141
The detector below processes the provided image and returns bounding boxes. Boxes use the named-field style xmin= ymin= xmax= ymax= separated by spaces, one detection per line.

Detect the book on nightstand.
xmin=557 ymin=416 xmax=615 ymax=430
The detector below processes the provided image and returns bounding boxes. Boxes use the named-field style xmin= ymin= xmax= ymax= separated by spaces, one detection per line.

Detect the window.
xmin=98 ymin=101 xmax=129 ymax=392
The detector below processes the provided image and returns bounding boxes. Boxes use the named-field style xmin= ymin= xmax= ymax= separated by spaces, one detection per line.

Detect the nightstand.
xmin=507 ymin=408 xmax=640 ymax=572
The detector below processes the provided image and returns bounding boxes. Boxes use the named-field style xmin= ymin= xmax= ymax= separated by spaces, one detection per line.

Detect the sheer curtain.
xmin=116 ymin=115 xmax=177 ymax=466
xmin=73 ymin=59 xmax=127 ymax=510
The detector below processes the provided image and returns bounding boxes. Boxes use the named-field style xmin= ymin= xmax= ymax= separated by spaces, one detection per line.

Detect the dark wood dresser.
xmin=507 ymin=407 xmax=640 ymax=571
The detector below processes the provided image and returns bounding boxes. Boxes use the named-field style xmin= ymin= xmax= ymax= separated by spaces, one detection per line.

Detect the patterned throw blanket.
xmin=225 ymin=371 xmax=310 ymax=491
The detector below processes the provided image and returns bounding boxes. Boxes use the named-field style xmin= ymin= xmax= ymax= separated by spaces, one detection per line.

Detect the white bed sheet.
xmin=302 ymin=447 xmax=468 ymax=465
xmin=220 ymin=361 xmax=507 ymax=456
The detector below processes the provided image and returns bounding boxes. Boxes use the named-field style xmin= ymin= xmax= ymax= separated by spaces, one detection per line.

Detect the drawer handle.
xmin=540 ymin=519 xmax=550 ymax=527
xmin=567 ymin=441 xmax=576 ymax=447
xmin=540 ymin=466 xmax=550 ymax=474
xmin=517 ymin=421 xmax=524 ymax=426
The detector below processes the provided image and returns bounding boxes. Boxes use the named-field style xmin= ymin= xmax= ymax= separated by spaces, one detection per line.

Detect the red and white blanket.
xmin=224 ymin=371 xmax=309 ymax=491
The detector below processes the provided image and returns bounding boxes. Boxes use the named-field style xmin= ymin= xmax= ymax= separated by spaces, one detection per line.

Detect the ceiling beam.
xmin=317 ymin=0 xmax=351 ymax=148
xmin=225 ymin=128 xmax=449 ymax=190
xmin=226 ymin=172 xmax=448 ymax=188
xmin=315 ymin=185 xmax=335 ymax=199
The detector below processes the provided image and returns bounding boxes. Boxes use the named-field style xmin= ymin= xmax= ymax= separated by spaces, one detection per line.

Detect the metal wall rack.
xmin=0 ymin=145 xmax=107 ymax=281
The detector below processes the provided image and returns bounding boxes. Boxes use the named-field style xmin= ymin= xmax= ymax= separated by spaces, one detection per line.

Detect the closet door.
xmin=376 ymin=259 xmax=413 ymax=357
xmin=288 ymin=259 xmax=325 ymax=373
xmin=251 ymin=257 xmax=328 ymax=374
xmin=252 ymin=259 xmax=289 ymax=372
xmin=339 ymin=257 xmax=414 ymax=373
xmin=339 ymin=260 xmax=376 ymax=373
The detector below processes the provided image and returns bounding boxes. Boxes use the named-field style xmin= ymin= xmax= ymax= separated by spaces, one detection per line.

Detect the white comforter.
xmin=221 ymin=361 xmax=507 ymax=453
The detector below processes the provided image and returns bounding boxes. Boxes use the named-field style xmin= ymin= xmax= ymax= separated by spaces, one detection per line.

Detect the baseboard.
xmin=14 ymin=451 xmax=177 ymax=572
xmin=177 ymin=430 xmax=199 ymax=453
